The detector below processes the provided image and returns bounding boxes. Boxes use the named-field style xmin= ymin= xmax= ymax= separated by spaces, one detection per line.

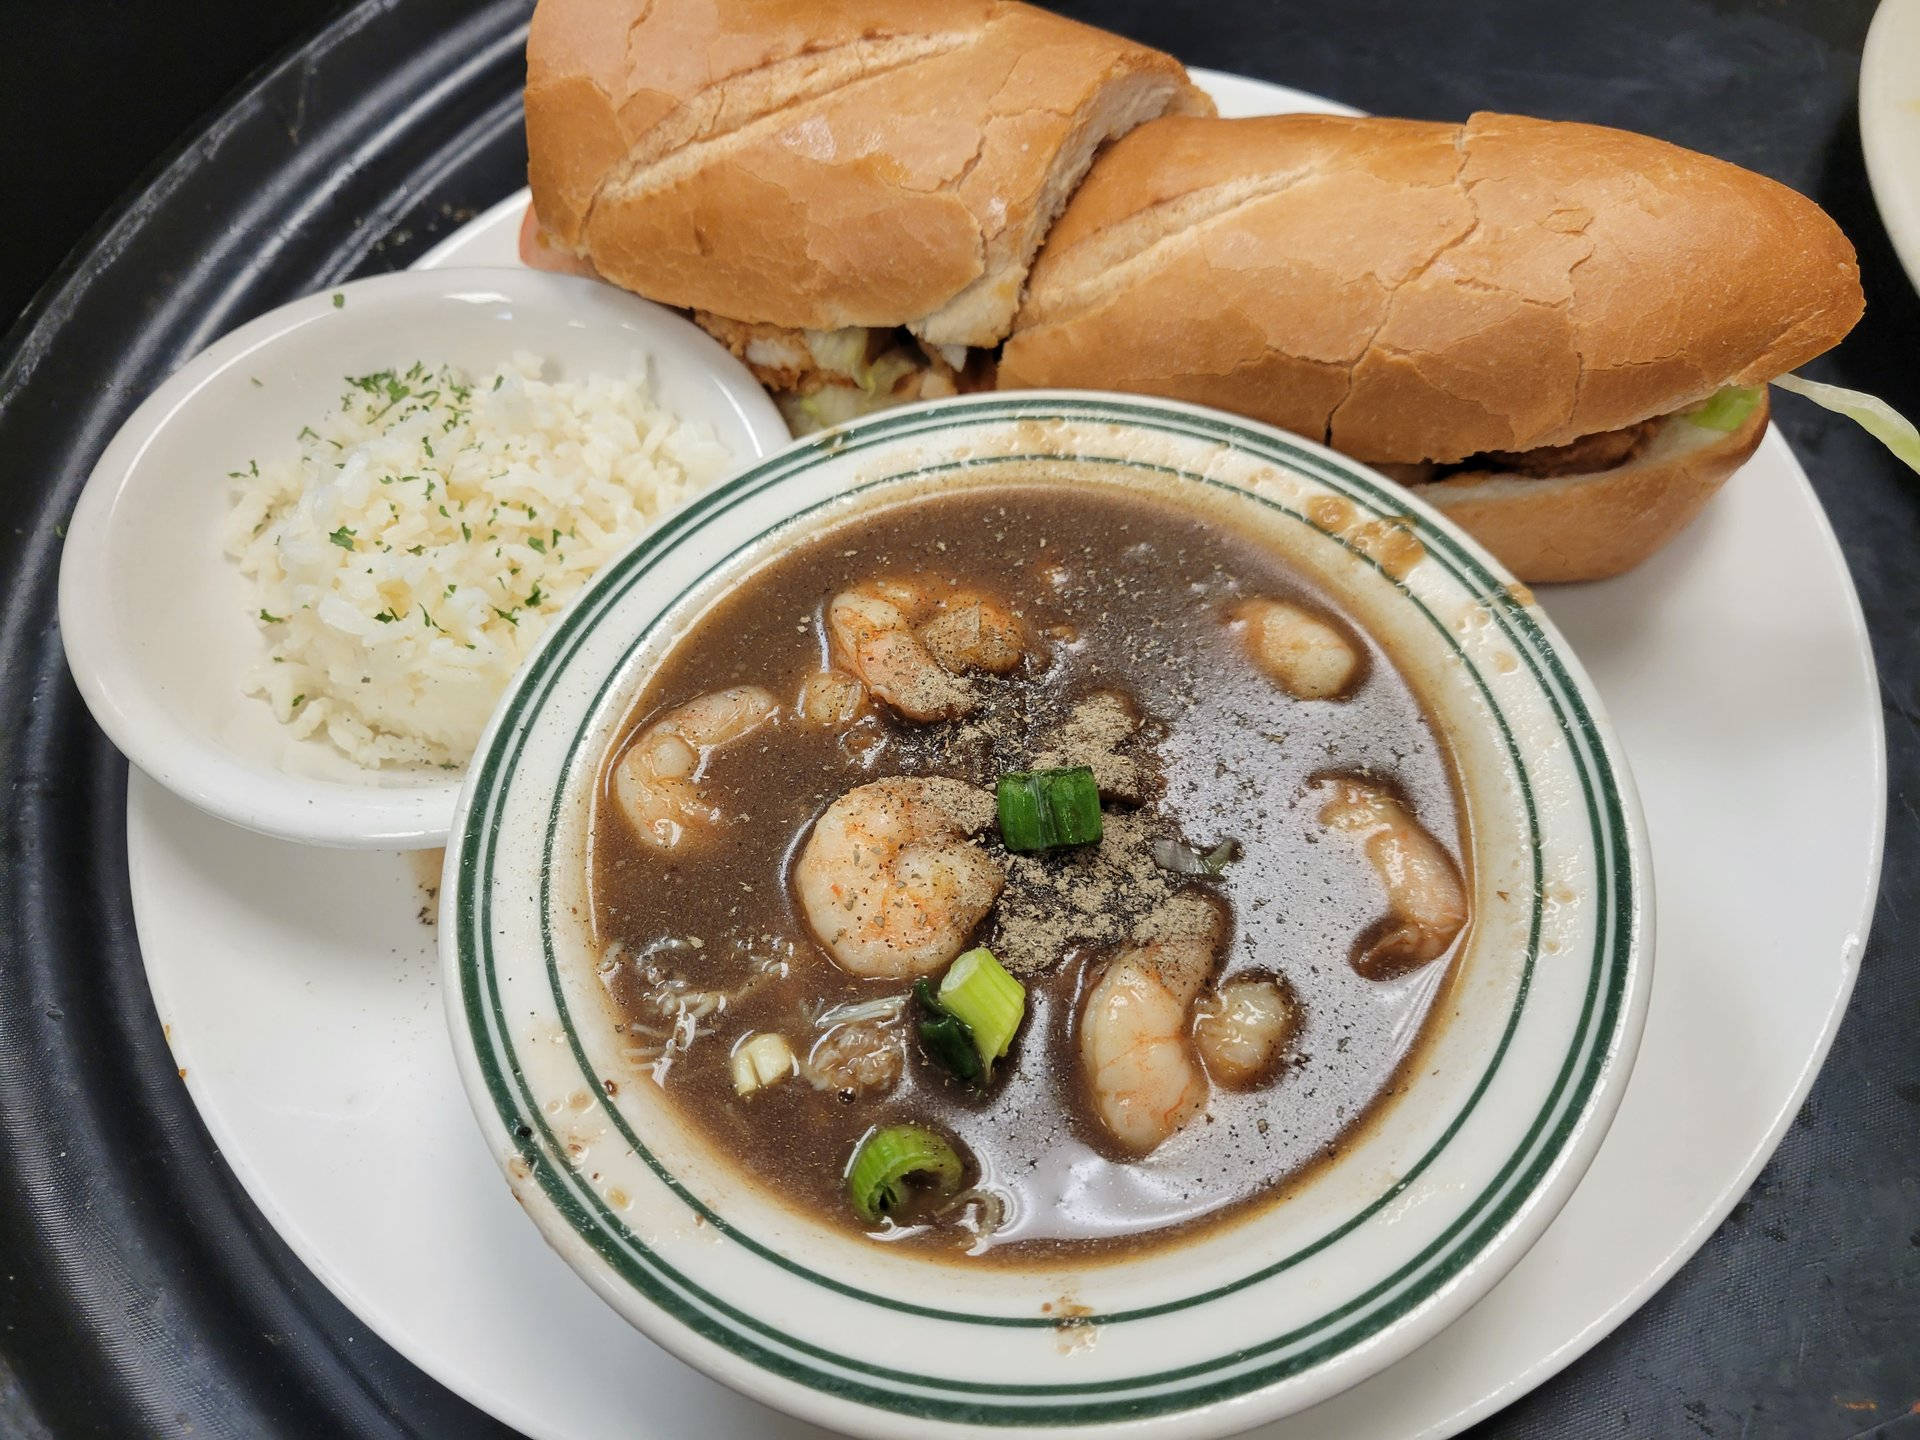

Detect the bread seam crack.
xmin=941 ymin=44 xmax=1021 ymax=205
xmin=1565 ymin=248 xmax=1597 ymax=427
xmin=619 ymin=0 xmax=659 ymax=79
xmin=947 ymin=129 xmax=995 ymax=203
xmin=914 ymin=17 xmax=1027 ymax=202
xmin=1324 ymin=128 xmax=1479 ymax=447
xmin=565 ymin=0 xmax=658 ymax=241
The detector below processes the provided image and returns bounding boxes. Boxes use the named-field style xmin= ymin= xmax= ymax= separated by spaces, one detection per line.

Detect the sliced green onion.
xmin=1773 ymin=373 xmax=1920 ymax=475
xmin=996 ymin=765 xmax=1102 ymax=852
xmin=845 ymin=1123 xmax=964 ymax=1224
xmin=804 ymin=327 xmax=871 ymax=379
xmin=913 ymin=979 xmax=983 ymax=1084
xmin=937 ymin=947 xmax=1026 ymax=1070
xmin=1683 ymin=383 xmax=1764 ymax=433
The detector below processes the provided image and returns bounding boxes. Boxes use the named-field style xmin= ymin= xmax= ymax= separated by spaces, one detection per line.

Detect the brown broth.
xmin=588 ymin=479 xmax=1466 ymax=1262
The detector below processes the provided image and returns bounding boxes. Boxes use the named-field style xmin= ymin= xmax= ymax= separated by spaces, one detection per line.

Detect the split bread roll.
xmin=999 ymin=112 xmax=1863 ymax=579
xmin=525 ymin=0 xmax=1212 ymax=349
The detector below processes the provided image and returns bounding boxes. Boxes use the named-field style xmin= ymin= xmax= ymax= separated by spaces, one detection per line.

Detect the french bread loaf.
xmin=525 ymin=0 xmax=1212 ymax=348
xmin=999 ymin=113 xmax=1861 ymax=463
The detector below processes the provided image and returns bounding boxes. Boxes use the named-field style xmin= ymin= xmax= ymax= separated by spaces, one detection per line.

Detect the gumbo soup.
xmin=588 ymin=478 xmax=1467 ymax=1260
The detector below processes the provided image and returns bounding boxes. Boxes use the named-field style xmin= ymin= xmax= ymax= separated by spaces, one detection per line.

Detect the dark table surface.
xmin=2 ymin=1 xmax=1916 ymax=1436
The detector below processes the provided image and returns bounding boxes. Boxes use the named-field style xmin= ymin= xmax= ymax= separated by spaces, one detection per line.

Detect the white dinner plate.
xmin=1862 ymin=0 xmax=1920 ymax=295
xmin=130 ymin=73 xmax=1884 ymax=1440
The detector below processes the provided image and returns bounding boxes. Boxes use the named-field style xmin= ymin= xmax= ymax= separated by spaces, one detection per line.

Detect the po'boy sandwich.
xmin=996 ymin=112 xmax=1865 ymax=580
xmin=522 ymin=0 xmax=1212 ymax=429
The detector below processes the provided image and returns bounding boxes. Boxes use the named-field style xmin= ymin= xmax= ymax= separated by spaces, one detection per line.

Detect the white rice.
xmin=221 ymin=352 xmax=733 ymax=769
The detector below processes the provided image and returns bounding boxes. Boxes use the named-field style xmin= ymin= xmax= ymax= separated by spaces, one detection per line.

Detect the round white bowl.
xmin=57 ymin=268 xmax=789 ymax=849
xmin=442 ymin=392 xmax=1654 ymax=1438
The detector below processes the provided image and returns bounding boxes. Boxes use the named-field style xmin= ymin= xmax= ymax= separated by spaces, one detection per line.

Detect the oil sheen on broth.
xmin=589 ymin=479 xmax=1466 ymax=1261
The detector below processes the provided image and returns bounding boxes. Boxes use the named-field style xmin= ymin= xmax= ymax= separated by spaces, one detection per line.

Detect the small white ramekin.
xmin=58 ymin=268 xmax=789 ymax=848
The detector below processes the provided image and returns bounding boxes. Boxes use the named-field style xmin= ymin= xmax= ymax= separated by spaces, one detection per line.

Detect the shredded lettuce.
xmin=859 ymin=351 xmax=919 ymax=398
xmin=802 ymin=327 xmax=875 ymax=382
xmin=779 ymin=384 xmax=898 ymax=434
xmin=801 ymin=328 xmax=921 ymax=397
xmin=1773 ymin=373 xmax=1920 ymax=475
xmin=1683 ymin=384 xmax=1765 ymax=432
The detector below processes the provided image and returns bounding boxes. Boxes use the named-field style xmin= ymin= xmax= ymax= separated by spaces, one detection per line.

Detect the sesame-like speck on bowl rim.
xmin=441 ymin=391 xmax=1654 ymax=1439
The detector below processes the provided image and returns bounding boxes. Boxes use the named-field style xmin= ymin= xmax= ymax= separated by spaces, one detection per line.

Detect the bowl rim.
xmin=55 ymin=266 xmax=790 ymax=850
xmin=441 ymin=390 xmax=1654 ymax=1437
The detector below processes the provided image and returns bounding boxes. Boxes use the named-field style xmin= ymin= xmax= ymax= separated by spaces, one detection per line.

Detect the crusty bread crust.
xmin=525 ymin=0 xmax=1210 ymax=348
xmin=1000 ymin=114 xmax=1860 ymax=462
xmin=1412 ymin=396 xmax=1770 ymax=582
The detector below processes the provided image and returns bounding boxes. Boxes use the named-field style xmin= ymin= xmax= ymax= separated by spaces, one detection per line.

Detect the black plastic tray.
xmin=1 ymin=1 xmax=1915 ymax=1436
